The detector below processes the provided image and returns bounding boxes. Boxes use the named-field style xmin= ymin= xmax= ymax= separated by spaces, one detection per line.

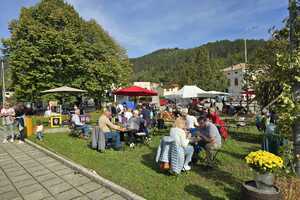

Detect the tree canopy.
xmin=131 ymin=39 xmax=265 ymax=91
xmin=2 ymin=0 xmax=131 ymax=103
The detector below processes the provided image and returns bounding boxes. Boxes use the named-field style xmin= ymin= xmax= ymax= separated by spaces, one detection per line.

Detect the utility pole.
xmin=244 ymin=39 xmax=250 ymax=113
xmin=289 ymin=0 xmax=300 ymax=177
xmin=1 ymin=58 xmax=5 ymax=107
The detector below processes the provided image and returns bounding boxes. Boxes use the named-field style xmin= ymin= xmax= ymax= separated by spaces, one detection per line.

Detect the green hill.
xmin=130 ymin=39 xmax=265 ymax=91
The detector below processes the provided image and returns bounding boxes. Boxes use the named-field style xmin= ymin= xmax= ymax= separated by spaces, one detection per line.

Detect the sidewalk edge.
xmin=25 ymin=139 xmax=146 ymax=200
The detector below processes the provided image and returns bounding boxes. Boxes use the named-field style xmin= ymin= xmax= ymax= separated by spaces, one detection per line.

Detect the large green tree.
xmin=2 ymin=0 xmax=131 ymax=103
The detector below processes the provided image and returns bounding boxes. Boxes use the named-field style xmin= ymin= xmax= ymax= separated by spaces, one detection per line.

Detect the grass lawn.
xmin=29 ymin=124 xmax=261 ymax=200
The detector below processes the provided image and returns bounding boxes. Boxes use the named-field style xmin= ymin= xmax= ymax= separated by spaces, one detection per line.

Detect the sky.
xmin=0 ymin=0 xmax=289 ymax=58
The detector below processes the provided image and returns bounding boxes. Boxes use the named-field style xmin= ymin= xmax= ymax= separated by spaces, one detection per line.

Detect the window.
xmin=234 ymin=78 xmax=239 ymax=86
xmin=227 ymin=72 xmax=230 ymax=75
xmin=235 ymin=71 xmax=238 ymax=74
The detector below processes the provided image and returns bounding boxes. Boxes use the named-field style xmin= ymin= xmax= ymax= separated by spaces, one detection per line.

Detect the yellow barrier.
xmin=24 ymin=116 xmax=33 ymax=137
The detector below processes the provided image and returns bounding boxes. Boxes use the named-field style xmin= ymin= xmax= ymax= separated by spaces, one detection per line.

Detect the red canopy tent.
xmin=113 ymin=86 xmax=158 ymax=96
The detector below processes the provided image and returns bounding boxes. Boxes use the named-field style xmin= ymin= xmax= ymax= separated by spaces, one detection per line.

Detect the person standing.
xmin=1 ymin=102 xmax=16 ymax=143
xmin=185 ymin=110 xmax=199 ymax=137
xmin=15 ymin=103 xmax=26 ymax=144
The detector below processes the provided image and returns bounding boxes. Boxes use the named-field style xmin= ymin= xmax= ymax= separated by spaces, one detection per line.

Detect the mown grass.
xmin=29 ymin=124 xmax=261 ymax=200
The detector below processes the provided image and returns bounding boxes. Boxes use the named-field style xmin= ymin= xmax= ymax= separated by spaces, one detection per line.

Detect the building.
xmin=162 ymin=84 xmax=180 ymax=96
xmin=133 ymin=82 xmax=161 ymax=105
xmin=222 ymin=63 xmax=247 ymax=96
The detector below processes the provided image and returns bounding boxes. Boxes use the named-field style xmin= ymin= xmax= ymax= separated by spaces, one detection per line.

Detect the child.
xmin=36 ymin=120 xmax=44 ymax=141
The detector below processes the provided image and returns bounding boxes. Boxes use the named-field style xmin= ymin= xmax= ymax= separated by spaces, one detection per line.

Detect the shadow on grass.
xmin=185 ymin=184 xmax=226 ymax=200
xmin=229 ymin=131 xmax=262 ymax=144
xmin=193 ymin=165 xmax=242 ymax=199
xmin=141 ymin=147 xmax=163 ymax=174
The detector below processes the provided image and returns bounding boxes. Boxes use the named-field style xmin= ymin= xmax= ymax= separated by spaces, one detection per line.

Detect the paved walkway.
xmin=0 ymin=134 xmax=126 ymax=200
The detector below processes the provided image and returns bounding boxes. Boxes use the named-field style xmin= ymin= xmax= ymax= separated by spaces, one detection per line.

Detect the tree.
xmin=1 ymin=0 xmax=131 ymax=103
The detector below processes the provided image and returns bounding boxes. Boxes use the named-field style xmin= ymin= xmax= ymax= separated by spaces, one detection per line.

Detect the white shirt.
xmin=36 ymin=125 xmax=44 ymax=132
xmin=117 ymin=104 xmax=124 ymax=114
xmin=124 ymin=111 xmax=133 ymax=121
xmin=186 ymin=115 xmax=198 ymax=129
xmin=170 ymin=127 xmax=189 ymax=148
xmin=72 ymin=114 xmax=83 ymax=126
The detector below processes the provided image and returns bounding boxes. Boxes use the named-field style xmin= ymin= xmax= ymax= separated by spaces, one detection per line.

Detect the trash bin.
xmin=25 ymin=116 xmax=33 ymax=137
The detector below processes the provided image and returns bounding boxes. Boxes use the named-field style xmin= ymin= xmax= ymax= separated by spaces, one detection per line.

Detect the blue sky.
xmin=0 ymin=0 xmax=288 ymax=58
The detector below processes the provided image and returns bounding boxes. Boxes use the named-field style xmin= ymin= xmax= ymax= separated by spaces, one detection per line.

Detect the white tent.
xmin=197 ymin=90 xmax=231 ymax=98
xmin=41 ymin=86 xmax=87 ymax=93
xmin=166 ymin=85 xmax=207 ymax=99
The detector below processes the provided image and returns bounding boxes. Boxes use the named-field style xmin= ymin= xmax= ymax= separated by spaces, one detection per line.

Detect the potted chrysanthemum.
xmin=245 ymin=150 xmax=284 ymax=191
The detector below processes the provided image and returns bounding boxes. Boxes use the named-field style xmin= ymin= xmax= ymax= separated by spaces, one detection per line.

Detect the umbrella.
xmin=113 ymin=86 xmax=158 ymax=96
xmin=41 ymin=86 xmax=87 ymax=93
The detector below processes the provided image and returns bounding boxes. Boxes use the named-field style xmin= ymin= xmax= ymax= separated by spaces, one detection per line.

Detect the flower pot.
xmin=255 ymin=172 xmax=275 ymax=191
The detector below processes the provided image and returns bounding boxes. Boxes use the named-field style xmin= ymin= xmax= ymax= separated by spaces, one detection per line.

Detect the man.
xmin=98 ymin=108 xmax=125 ymax=150
xmin=196 ymin=114 xmax=222 ymax=162
xmin=126 ymin=110 xmax=144 ymax=147
xmin=71 ymin=109 xmax=90 ymax=139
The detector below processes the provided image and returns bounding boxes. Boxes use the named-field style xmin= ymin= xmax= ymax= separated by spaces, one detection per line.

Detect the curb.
xmin=25 ymin=139 xmax=146 ymax=200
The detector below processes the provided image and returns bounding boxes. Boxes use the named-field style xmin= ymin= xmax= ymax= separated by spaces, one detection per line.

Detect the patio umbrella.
xmin=113 ymin=86 xmax=158 ymax=96
xmin=41 ymin=86 xmax=87 ymax=93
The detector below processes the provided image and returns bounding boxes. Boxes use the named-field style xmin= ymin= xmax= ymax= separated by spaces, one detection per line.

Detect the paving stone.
xmin=62 ymin=173 xmax=90 ymax=187
xmin=54 ymin=168 xmax=74 ymax=176
xmin=105 ymin=194 xmax=127 ymax=200
xmin=30 ymin=169 xmax=51 ymax=177
xmin=5 ymin=169 xmax=27 ymax=177
xmin=14 ymin=178 xmax=37 ymax=188
xmin=42 ymin=197 xmax=56 ymax=200
xmin=48 ymin=182 xmax=72 ymax=195
xmin=41 ymin=177 xmax=64 ymax=187
xmin=35 ymin=173 xmax=58 ymax=182
xmin=2 ymin=166 xmax=23 ymax=173
xmin=10 ymin=174 xmax=32 ymax=183
xmin=77 ymin=181 xmax=102 ymax=194
xmin=0 ymin=190 xmax=20 ymax=200
xmin=18 ymin=183 xmax=44 ymax=195
xmin=86 ymin=187 xmax=114 ymax=200
xmin=43 ymin=161 xmax=61 ymax=167
xmin=0 ymin=179 xmax=10 ymax=187
xmin=0 ymin=184 xmax=15 ymax=194
xmin=50 ymin=164 xmax=69 ymax=171
xmin=23 ymin=189 xmax=51 ymax=200
xmin=54 ymin=188 xmax=81 ymax=200
xmin=72 ymin=196 xmax=90 ymax=200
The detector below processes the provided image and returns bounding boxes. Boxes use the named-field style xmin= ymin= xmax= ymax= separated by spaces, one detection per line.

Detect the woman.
xmin=169 ymin=118 xmax=194 ymax=171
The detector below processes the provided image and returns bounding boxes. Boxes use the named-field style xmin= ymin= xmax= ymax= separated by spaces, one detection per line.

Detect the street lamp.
xmin=1 ymin=57 xmax=5 ymax=107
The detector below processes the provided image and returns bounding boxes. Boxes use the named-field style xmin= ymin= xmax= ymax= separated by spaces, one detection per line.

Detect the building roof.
xmin=222 ymin=63 xmax=247 ymax=72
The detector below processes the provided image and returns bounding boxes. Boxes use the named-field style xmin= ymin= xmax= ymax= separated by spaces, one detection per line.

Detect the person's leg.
xmin=81 ymin=125 xmax=89 ymax=137
xmin=111 ymin=131 xmax=121 ymax=149
xmin=184 ymin=145 xmax=194 ymax=166
xmin=2 ymin=125 xmax=9 ymax=143
xmin=8 ymin=124 xmax=14 ymax=142
xmin=19 ymin=129 xmax=25 ymax=142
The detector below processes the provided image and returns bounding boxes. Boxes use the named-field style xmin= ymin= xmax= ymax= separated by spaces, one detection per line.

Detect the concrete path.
xmin=0 ymin=135 xmax=126 ymax=200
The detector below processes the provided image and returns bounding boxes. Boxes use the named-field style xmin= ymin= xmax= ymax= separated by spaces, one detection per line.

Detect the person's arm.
xmin=179 ymin=129 xmax=189 ymax=148
xmin=105 ymin=117 xmax=124 ymax=131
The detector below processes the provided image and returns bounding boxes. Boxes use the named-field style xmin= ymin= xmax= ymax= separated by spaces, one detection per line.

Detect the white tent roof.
xmin=173 ymin=85 xmax=207 ymax=98
xmin=41 ymin=86 xmax=87 ymax=93
xmin=197 ymin=90 xmax=231 ymax=98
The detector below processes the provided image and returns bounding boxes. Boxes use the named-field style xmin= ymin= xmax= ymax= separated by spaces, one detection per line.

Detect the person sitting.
xmin=208 ymin=108 xmax=228 ymax=140
xmin=98 ymin=108 xmax=125 ymax=150
xmin=169 ymin=118 xmax=194 ymax=171
xmin=184 ymin=110 xmax=199 ymax=137
xmin=196 ymin=114 xmax=222 ymax=164
xmin=126 ymin=110 xmax=145 ymax=147
xmin=71 ymin=109 xmax=90 ymax=139
xmin=35 ymin=120 xmax=44 ymax=141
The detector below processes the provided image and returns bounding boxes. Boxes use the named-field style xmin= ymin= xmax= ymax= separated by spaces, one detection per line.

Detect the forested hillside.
xmin=131 ymin=39 xmax=265 ymax=91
